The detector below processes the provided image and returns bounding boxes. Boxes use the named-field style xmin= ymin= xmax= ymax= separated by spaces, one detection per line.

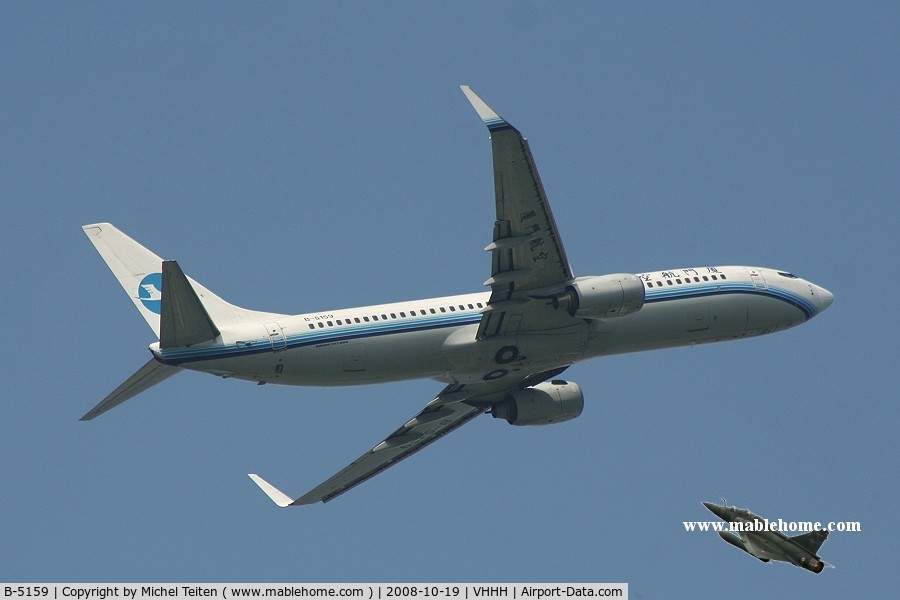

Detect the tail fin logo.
xmin=138 ymin=273 xmax=163 ymax=314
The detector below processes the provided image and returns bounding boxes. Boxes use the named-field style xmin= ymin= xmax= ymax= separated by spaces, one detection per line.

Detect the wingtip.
xmin=248 ymin=473 xmax=295 ymax=508
xmin=460 ymin=85 xmax=508 ymax=129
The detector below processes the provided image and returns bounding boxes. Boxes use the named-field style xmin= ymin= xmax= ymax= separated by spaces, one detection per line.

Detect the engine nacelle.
xmin=491 ymin=380 xmax=584 ymax=426
xmin=798 ymin=556 xmax=825 ymax=574
xmin=552 ymin=274 xmax=645 ymax=319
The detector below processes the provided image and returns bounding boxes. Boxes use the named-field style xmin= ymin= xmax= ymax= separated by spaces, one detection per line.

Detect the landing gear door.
xmin=746 ymin=268 xmax=767 ymax=290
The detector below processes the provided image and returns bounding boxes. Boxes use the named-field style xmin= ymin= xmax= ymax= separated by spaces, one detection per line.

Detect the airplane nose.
xmin=817 ymin=286 xmax=834 ymax=313
xmin=702 ymin=501 xmax=724 ymax=518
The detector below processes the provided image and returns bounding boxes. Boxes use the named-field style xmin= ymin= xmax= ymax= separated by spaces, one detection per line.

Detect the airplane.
xmin=81 ymin=86 xmax=834 ymax=507
xmin=703 ymin=500 xmax=834 ymax=573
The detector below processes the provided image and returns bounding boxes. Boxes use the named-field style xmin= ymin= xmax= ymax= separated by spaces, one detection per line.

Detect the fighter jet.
xmin=702 ymin=500 xmax=834 ymax=573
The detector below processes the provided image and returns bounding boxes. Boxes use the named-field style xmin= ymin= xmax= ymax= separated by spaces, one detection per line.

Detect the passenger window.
xmin=667 ymin=280 xmax=673 ymax=286
xmin=468 ymin=304 xmax=474 ymax=309
xmin=317 ymin=322 xmax=324 ymax=328
xmin=382 ymin=314 xmax=387 ymax=320
xmin=363 ymin=316 xmax=370 ymax=322
xmin=711 ymin=275 xmax=718 ymax=281
xmin=354 ymin=317 xmax=360 ymax=323
xmin=390 ymin=313 xmax=397 ymax=319
xmin=430 ymin=308 xmax=436 ymax=314
xmin=372 ymin=315 xmax=379 ymax=321
xmin=647 ymin=282 xmax=653 ymax=288
xmin=449 ymin=306 xmax=456 ymax=311
xmin=400 ymin=312 xmax=406 ymax=318
xmin=720 ymin=274 xmax=727 ymax=280
xmin=694 ymin=277 xmax=700 ymax=282
xmin=702 ymin=276 xmax=709 ymax=281
xmin=308 ymin=324 xmax=315 ymax=330
xmin=327 ymin=321 xmax=333 ymax=327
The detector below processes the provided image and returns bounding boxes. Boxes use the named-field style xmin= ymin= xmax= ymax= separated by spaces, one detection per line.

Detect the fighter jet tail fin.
xmin=791 ymin=529 xmax=829 ymax=554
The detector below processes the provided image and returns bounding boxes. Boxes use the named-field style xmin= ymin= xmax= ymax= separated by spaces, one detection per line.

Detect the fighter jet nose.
xmin=703 ymin=501 xmax=726 ymax=519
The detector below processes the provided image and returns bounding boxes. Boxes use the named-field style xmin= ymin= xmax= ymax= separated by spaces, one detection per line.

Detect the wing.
xmin=740 ymin=532 xmax=785 ymax=562
xmin=461 ymin=86 xmax=575 ymax=339
xmin=248 ymin=385 xmax=487 ymax=506
xmin=248 ymin=89 xmax=579 ymax=507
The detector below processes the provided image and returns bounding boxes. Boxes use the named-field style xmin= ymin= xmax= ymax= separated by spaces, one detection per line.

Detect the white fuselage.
xmin=154 ymin=265 xmax=831 ymax=388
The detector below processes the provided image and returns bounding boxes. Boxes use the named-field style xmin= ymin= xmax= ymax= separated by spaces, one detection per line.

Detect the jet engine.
xmin=798 ymin=557 xmax=825 ymax=574
xmin=490 ymin=380 xmax=583 ymax=426
xmin=551 ymin=274 xmax=645 ymax=319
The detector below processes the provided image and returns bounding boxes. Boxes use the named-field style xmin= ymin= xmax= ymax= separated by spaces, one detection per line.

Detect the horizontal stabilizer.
xmin=80 ymin=358 xmax=179 ymax=421
xmin=160 ymin=260 xmax=220 ymax=348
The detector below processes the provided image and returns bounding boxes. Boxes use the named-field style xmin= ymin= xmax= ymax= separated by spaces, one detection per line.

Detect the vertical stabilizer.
xmin=791 ymin=530 xmax=829 ymax=555
xmin=83 ymin=223 xmax=288 ymax=336
xmin=83 ymin=223 xmax=165 ymax=337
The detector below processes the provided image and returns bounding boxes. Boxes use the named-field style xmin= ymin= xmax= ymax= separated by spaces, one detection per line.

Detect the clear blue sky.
xmin=2 ymin=2 xmax=896 ymax=596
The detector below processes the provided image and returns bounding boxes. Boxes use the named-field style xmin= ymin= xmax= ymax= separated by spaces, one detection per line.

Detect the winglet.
xmin=460 ymin=85 xmax=513 ymax=131
xmin=248 ymin=474 xmax=295 ymax=508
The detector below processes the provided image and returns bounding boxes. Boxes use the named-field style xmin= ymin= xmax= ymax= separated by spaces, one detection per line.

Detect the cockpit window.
xmin=777 ymin=271 xmax=799 ymax=279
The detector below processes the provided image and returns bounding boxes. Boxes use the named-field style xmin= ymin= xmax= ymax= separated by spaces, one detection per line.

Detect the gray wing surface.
xmin=249 ymin=386 xmax=486 ymax=506
xmin=461 ymin=86 xmax=575 ymax=339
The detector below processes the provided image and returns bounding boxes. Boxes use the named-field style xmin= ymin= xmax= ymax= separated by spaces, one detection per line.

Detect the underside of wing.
xmin=461 ymin=86 xmax=576 ymax=339
xmin=248 ymin=385 xmax=487 ymax=506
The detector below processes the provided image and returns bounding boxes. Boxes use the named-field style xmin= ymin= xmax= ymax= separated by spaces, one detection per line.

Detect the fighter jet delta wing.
xmin=461 ymin=86 xmax=577 ymax=340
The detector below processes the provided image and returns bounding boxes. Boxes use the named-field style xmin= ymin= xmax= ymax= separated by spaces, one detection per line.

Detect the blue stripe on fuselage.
xmin=159 ymin=312 xmax=482 ymax=365
xmin=158 ymin=285 xmax=816 ymax=365
xmin=645 ymin=283 xmax=816 ymax=320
